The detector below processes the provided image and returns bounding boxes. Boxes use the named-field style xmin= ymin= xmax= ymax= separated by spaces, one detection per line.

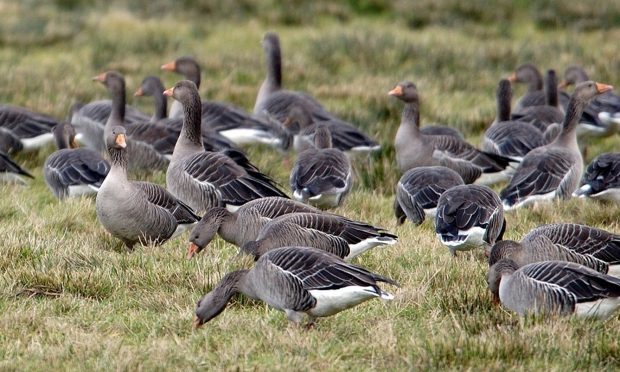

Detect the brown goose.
xmin=0 ymin=151 xmax=33 ymax=184
xmin=488 ymin=223 xmax=620 ymax=276
xmin=161 ymin=56 xmax=284 ymax=147
xmin=0 ymin=104 xmax=58 ymax=152
xmin=488 ymin=259 xmax=620 ymax=319
xmin=240 ymin=212 xmax=398 ymax=260
xmin=43 ymin=122 xmax=110 ymax=200
xmin=574 ymin=152 xmax=620 ymax=202
xmin=254 ymin=32 xmax=380 ymax=154
xmin=435 ymin=184 xmax=505 ymax=256
xmin=389 ymin=81 xmax=516 ymax=185
xmin=394 ymin=166 xmax=464 ymax=225
xmin=188 ymin=197 xmax=320 ymax=258
xmin=164 ymin=80 xmax=288 ymax=214
xmin=482 ymin=79 xmax=547 ymax=161
xmin=511 ymin=69 xmax=564 ymax=131
xmin=290 ymin=124 xmax=352 ymax=209
xmin=96 ymin=126 xmax=200 ymax=248
xmin=194 ymin=246 xmax=398 ymax=328
xmin=500 ymin=81 xmax=612 ymax=210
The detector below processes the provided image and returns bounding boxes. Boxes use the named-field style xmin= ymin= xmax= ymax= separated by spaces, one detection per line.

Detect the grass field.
xmin=1 ymin=1 xmax=620 ymax=369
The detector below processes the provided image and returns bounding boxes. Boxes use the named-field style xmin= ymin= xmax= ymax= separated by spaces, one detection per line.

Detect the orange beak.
xmin=134 ymin=87 xmax=144 ymax=97
xmin=595 ymin=82 xmax=613 ymax=94
xmin=193 ymin=316 xmax=204 ymax=329
xmin=557 ymin=81 xmax=568 ymax=89
xmin=187 ymin=242 xmax=200 ymax=259
xmin=163 ymin=87 xmax=174 ymax=97
xmin=70 ymin=137 xmax=79 ymax=149
xmin=115 ymin=133 xmax=127 ymax=148
xmin=507 ymin=72 xmax=517 ymax=82
xmin=92 ymin=72 xmax=106 ymax=83
xmin=161 ymin=60 xmax=176 ymax=71
xmin=388 ymin=85 xmax=403 ymax=96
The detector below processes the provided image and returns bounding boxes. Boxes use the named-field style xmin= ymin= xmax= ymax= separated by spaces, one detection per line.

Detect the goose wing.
xmin=0 ymin=104 xmax=58 ymax=138
xmin=290 ymin=149 xmax=351 ymax=196
xmin=0 ymin=152 xmax=33 ymax=178
xmin=133 ymin=181 xmax=199 ymax=224
xmin=45 ymin=149 xmax=108 ymax=187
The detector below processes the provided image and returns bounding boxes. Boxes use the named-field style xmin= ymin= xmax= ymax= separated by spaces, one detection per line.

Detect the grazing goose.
xmin=194 ymin=246 xmax=398 ymax=328
xmin=0 ymin=152 xmax=33 ymax=184
xmin=574 ymin=153 xmax=620 ymax=202
xmin=290 ymin=124 xmax=352 ymax=209
xmin=394 ymin=166 xmax=464 ymax=225
xmin=482 ymin=79 xmax=547 ymax=160
xmin=240 ymin=212 xmax=398 ymax=260
xmin=254 ymin=32 xmax=380 ymax=154
xmin=0 ymin=104 xmax=58 ymax=152
xmin=43 ymin=122 xmax=110 ymax=200
xmin=511 ymin=70 xmax=564 ymax=131
xmin=500 ymin=81 xmax=612 ymax=210
xmin=164 ymin=80 xmax=287 ymax=214
xmin=389 ymin=81 xmax=516 ymax=185
xmin=435 ymin=184 xmax=505 ymax=256
xmin=188 ymin=197 xmax=320 ymax=258
xmin=508 ymin=63 xmax=545 ymax=112
xmin=96 ymin=126 xmax=199 ymax=248
xmin=488 ymin=223 xmax=620 ymax=276
xmin=561 ymin=65 xmax=620 ymax=136
xmin=488 ymin=259 xmax=620 ymax=319
xmin=161 ymin=56 xmax=284 ymax=147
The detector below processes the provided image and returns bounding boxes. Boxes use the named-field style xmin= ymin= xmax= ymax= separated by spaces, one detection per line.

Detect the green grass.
xmin=2 ymin=1 xmax=620 ymax=370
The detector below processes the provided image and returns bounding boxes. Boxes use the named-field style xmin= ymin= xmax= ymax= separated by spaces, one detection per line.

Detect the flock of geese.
xmin=3 ymin=31 xmax=620 ymax=327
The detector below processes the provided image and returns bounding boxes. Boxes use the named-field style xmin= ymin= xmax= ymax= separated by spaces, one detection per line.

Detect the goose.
xmin=574 ymin=153 xmax=620 ymax=202
xmin=194 ymin=246 xmax=398 ymax=328
xmin=488 ymin=259 xmax=620 ymax=319
xmin=511 ymin=70 xmax=564 ymax=131
xmin=499 ymin=81 xmax=612 ymax=210
xmin=435 ymin=184 xmax=505 ymax=256
xmin=240 ymin=212 xmax=398 ymax=260
xmin=508 ymin=63 xmax=545 ymax=112
xmin=133 ymin=75 xmax=168 ymax=123
xmin=0 ymin=152 xmax=33 ymax=184
xmin=164 ymin=80 xmax=288 ymax=214
xmin=561 ymin=65 xmax=620 ymax=136
xmin=96 ymin=126 xmax=200 ymax=248
xmin=188 ymin=197 xmax=320 ymax=258
xmin=161 ymin=56 xmax=284 ymax=147
xmin=389 ymin=81 xmax=516 ymax=185
xmin=394 ymin=166 xmax=464 ymax=225
xmin=254 ymin=32 xmax=380 ymax=154
xmin=0 ymin=104 xmax=58 ymax=152
xmin=290 ymin=124 xmax=352 ymax=209
xmin=488 ymin=223 xmax=620 ymax=276
xmin=482 ymin=79 xmax=547 ymax=160
xmin=43 ymin=122 xmax=110 ymax=200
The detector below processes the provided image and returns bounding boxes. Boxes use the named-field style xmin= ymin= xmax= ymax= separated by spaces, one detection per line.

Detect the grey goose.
xmin=488 ymin=223 xmax=620 ymax=276
xmin=240 ymin=212 xmax=398 ymax=260
xmin=254 ymin=32 xmax=380 ymax=154
xmin=394 ymin=166 xmax=464 ymax=225
xmin=188 ymin=197 xmax=320 ymax=258
xmin=389 ymin=81 xmax=516 ymax=185
xmin=290 ymin=124 xmax=352 ymax=209
xmin=161 ymin=56 xmax=285 ymax=148
xmin=194 ymin=246 xmax=398 ymax=328
xmin=164 ymin=80 xmax=287 ymax=214
xmin=488 ymin=259 xmax=620 ymax=319
xmin=44 ymin=122 xmax=110 ymax=200
xmin=574 ymin=152 xmax=620 ymax=202
xmin=96 ymin=126 xmax=199 ymax=248
xmin=0 ymin=104 xmax=58 ymax=152
xmin=0 ymin=152 xmax=33 ymax=184
xmin=499 ymin=81 xmax=612 ymax=210
xmin=435 ymin=184 xmax=505 ymax=256
xmin=482 ymin=79 xmax=547 ymax=161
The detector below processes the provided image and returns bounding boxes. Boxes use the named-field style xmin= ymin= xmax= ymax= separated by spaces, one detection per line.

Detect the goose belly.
xmin=575 ymin=297 xmax=620 ymax=319
xmin=20 ymin=133 xmax=55 ymax=151
xmin=219 ymin=128 xmax=280 ymax=147
xmin=346 ymin=236 xmax=397 ymax=260
xmin=503 ymin=190 xmax=556 ymax=211
xmin=68 ymin=184 xmax=99 ymax=197
xmin=293 ymin=190 xmax=343 ymax=209
xmin=438 ymin=226 xmax=487 ymax=251
xmin=308 ymin=286 xmax=384 ymax=318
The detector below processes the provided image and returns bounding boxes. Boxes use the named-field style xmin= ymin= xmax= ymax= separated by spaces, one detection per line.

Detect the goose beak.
xmin=115 ymin=133 xmax=127 ymax=148
xmin=595 ymin=82 xmax=613 ymax=94
xmin=507 ymin=72 xmax=517 ymax=82
xmin=161 ymin=61 xmax=176 ymax=71
xmin=558 ymin=81 xmax=568 ymax=89
xmin=388 ymin=86 xmax=403 ymax=96
xmin=163 ymin=87 xmax=174 ymax=97
xmin=193 ymin=316 xmax=204 ymax=329
xmin=134 ymin=87 xmax=144 ymax=97
xmin=187 ymin=242 xmax=200 ymax=259
xmin=92 ymin=73 xmax=106 ymax=82
xmin=70 ymin=138 xmax=79 ymax=149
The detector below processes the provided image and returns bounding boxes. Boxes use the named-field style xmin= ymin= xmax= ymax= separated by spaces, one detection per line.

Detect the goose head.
xmin=508 ymin=63 xmax=542 ymax=89
xmin=92 ymin=71 xmax=125 ymax=96
xmin=163 ymin=80 xmax=200 ymax=105
xmin=161 ymin=56 xmax=200 ymax=87
xmin=134 ymin=76 xmax=164 ymax=97
xmin=106 ymin=126 xmax=127 ymax=150
xmin=194 ymin=270 xmax=248 ymax=328
xmin=188 ymin=207 xmax=231 ymax=259
xmin=560 ymin=65 xmax=590 ymax=88
xmin=573 ymin=80 xmax=613 ymax=101
xmin=52 ymin=122 xmax=78 ymax=150
xmin=388 ymin=81 xmax=419 ymax=104
xmin=487 ymin=240 xmax=522 ymax=266
xmin=487 ymin=258 xmax=519 ymax=304
xmin=262 ymin=31 xmax=280 ymax=53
